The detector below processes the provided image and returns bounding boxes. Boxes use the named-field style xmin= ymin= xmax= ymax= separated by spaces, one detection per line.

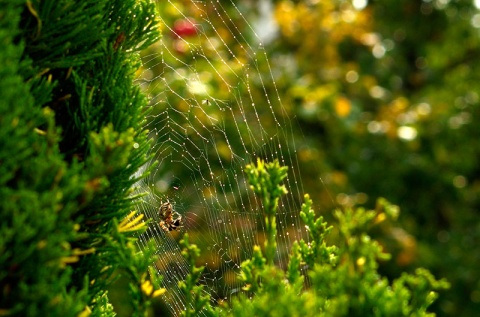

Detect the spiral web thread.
xmin=133 ymin=0 xmax=309 ymax=314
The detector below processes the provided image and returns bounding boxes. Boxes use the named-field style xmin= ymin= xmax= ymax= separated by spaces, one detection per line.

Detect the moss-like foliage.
xmin=0 ymin=1 xmax=161 ymax=316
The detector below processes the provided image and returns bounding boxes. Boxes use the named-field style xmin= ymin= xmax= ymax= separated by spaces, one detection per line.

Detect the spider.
xmin=158 ymin=201 xmax=183 ymax=232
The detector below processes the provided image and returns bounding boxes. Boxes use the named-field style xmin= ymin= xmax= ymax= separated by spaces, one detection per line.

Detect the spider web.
xmin=134 ymin=0 xmax=310 ymax=314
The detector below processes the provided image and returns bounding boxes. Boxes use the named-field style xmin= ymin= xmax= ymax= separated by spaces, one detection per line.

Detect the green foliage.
xmin=176 ymin=160 xmax=448 ymax=316
xmin=295 ymin=194 xmax=338 ymax=268
xmin=245 ymin=159 xmax=288 ymax=265
xmin=308 ymin=198 xmax=449 ymax=317
xmin=230 ymin=160 xmax=449 ymax=317
xmin=0 ymin=0 xmax=161 ymax=316
xmin=178 ymin=234 xmax=217 ymax=317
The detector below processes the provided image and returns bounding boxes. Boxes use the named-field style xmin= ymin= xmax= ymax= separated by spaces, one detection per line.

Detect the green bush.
xmin=0 ymin=1 xmax=161 ymax=316
xmin=177 ymin=160 xmax=449 ymax=317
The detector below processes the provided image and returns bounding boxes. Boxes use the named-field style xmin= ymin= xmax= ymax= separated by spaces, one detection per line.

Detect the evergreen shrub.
xmin=0 ymin=1 xmax=161 ymax=316
xmin=177 ymin=160 xmax=449 ymax=317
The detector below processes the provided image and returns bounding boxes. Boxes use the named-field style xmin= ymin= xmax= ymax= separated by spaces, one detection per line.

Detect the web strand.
xmin=134 ymin=1 xmax=310 ymax=315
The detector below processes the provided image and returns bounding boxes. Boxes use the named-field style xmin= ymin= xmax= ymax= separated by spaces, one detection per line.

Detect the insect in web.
xmin=158 ymin=200 xmax=183 ymax=232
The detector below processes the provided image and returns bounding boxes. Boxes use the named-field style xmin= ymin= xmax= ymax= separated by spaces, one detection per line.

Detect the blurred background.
xmin=132 ymin=0 xmax=480 ymax=315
